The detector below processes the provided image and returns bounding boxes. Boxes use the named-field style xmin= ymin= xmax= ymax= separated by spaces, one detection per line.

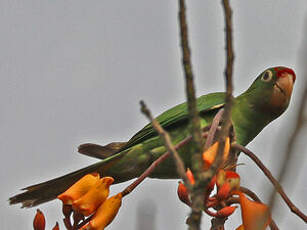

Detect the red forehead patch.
xmin=273 ymin=67 xmax=296 ymax=82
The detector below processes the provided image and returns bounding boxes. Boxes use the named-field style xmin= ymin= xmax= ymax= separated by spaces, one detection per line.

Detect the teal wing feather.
xmin=124 ymin=92 xmax=226 ymax=149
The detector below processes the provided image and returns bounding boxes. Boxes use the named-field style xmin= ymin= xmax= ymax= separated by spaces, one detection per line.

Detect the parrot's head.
xmin=245 ymin=66 xmax=296 ymax=117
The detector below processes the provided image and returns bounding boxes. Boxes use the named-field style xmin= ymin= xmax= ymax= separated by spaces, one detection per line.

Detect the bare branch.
xmin=121 ymin=101 xmax=221 ymax=197
xmin=210 ymin=218 xmax=226 ymax=230
xmin=232 ymin=143 xmax=307 ymax=223
xmin=178 ymin=0 xmax=203 ymax=170
xmin=121 ymin=136 xmax=192 ymax=198
xmin=139 ymin=100 xmax=188 ymax=183
xmin=208 ymin=3 xmax=235 ymax=229
xmin=204 ymin=109 xmax=224 ymax=151
xmin=178 ymin=0 xmax=204 ymax=228
xmin=214 ymin=0 xmax=235 ymax=168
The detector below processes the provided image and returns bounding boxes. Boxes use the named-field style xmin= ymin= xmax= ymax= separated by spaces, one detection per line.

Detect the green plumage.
xmin=10 ymin=66 xmax=295 ymax=207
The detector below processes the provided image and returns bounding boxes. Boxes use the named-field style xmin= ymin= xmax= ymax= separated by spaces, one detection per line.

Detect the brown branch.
xmin=121 ymin=129 xmax=193 ymax=197
xmin=204 ymin=109 xmax=224 ymax=151
xmin=121 ymin=111 xmax=224 ymax=198
xmin=121 ymin=151 xmax=170 ymax=197
xmin=139 ymin=100 xmax=188 ymax=183
xmin=208 ymin=3 xmax=235 ymax=229
xmin=269 ymin=81 xmax=307 ymax=209
xmin=232 ymin=143 xmax=307 ymax=223
xmin=214 ymin=0 xmax=235 ymax=168
xmin=239 ymin=186 xmax=261 ymax=202
xmin=178 ymin=1 xmax=205 ymax=229
xmin=210 ymin=217 xmax=226 ymax=230
xmin=178 ymin=0 xmax=203 ymax=173
xmin=121 ymin=128 xmax=215 ymax=197
xmin=178 ymin=0 xmax=203 ymax=157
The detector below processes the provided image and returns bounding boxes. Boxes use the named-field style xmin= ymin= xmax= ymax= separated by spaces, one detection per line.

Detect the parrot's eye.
xmin=261 ymin=70 xmax=273 ymax=82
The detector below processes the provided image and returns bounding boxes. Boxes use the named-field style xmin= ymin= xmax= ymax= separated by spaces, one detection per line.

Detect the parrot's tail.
xmin=9 ymin=152 xmax=124 ymax=208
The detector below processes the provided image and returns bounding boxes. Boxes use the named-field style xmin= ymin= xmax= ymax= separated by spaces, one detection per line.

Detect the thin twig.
xmin=210 ymin=217 xmax=226 ymax=230
xmin=121 ymin=136 xmax=191 ymax=197
xmin=178 ymin=0 xmax=203 ymax=173
xmin=269 ymin=82 xmax=307 ymax=209
xmin=178 ymin=0 xmax=203 ymax=158
xmin=214 ymin=0 xmax=235 ymax=168
xmin=204 ymin=109 xmax=224 ymax=151
xmin=140 ymin=100 xmax=188 ymax=183
xmin=178 ymin=1 xmax=205 ymax=229
xmin=121 ymin=127 xmax=201 ymax=197
xmin=121 ymin=151 xmax=170 ymax=197
xmin=232 ymin=143 xmax=307 ymax=223
xmin=209 ymin=3 xmax=235 ymax=229
xmin=121 ymin=116 xmax=223 ymax=198
xmin=239 ymin=186 xmax=261 ymax=202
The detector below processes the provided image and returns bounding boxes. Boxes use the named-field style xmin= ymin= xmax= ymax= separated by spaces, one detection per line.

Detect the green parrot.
xmin=10 ymin=66 xmax=295 ymax=208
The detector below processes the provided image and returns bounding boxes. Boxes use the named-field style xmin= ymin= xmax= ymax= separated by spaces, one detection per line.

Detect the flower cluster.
xmin=57 ymin=173 xmax=122 ymax=230
xmin=177 ymin=138 xmax=271 ymax=230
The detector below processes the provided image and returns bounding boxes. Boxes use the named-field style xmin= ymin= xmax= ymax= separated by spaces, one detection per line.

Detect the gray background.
xmin=1 ymin=0 xmax=306 ymax=229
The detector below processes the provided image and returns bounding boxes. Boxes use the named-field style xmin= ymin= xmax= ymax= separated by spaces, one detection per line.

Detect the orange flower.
xmin=216 ymin=206 xmax=237 ymax=218
xmin=57 ymin=173 xmax=100 ymax=205
xmin=237 ymin=192 xmax=271 ymax=230
xmin=52 ymin=222 xmax=59 ymax=230
xmin=236 ymin=225 xmax=245 ymax=230
xmin=217 ymin=182 xmax=231 ymax=200
xmin=33 ymin=209 xmax=45 ymax=230
xmin=177 ymin=181 xmax=190 ymax=206
xmin=72 ymin=177 xmax=114 ymax=216
xmin=186 ymin=168 xmax=195 ymax=185
xmin=202 ymin=137 xmax=230 ymax=169
xmin=82 ymin=193 xmax=123 ymax=230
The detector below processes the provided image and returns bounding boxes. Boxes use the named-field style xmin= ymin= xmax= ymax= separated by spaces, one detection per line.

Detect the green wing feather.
xmin=124 ymin=92 xmax=226 ymax=149
xmin=78 ymin=92 xmax=226 ymax=160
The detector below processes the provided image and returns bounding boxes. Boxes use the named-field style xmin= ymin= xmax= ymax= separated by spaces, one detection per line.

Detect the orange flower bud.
xmin=52 ymin=222 xmax=59 ymax=230
xmin=73 ymin=177 xmax=114 ymax=216
xmin=217 ymin=182 xmax=231 ymax=200
xmin=202 ymin=142 xmax=218 ymax=169
xmin=83 ymin=193 xmax=123 ymax=230
xmin=186 ymin=168 xmax=195 ymax=185
xmin=33 ymin=209 xmax=45 ymax=230
xmin=202 ymin=137 xmax=230 ymax=169
xmin=57 ymin=173 xmax=100 ymax=205
xmin=177 ymin=182 xmax=190 ymax=206
xmin=216 ymin=206 xmax=237 ymax=218
xmin=237 ymin=192 xmax=271 ymax=230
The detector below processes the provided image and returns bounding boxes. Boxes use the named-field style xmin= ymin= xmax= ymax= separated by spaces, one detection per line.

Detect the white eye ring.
xmin=261 ymin=70 xmax=273 ymax=82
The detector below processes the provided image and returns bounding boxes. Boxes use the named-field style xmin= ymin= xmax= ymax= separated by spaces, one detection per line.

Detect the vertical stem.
xmin=178 ymin=1 xmax=204 ymax=229
xmin=213 ymin=0 xmax=235 ymax=173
